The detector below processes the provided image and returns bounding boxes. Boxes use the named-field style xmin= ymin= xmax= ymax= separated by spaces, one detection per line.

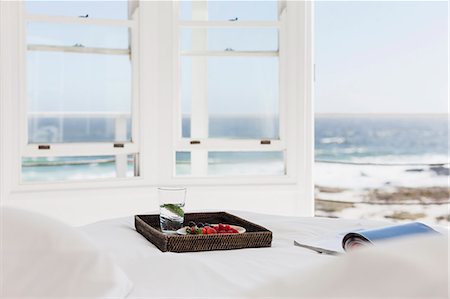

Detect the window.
xmin=176 ymin=0 xmax=286 ymax=177
xmin=21 ymin=0 xmax=139 ymax=182
xmin=2 ymin=0 xmax=312 ymax=200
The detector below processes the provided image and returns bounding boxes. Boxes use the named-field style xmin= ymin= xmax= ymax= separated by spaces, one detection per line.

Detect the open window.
xmin=21 ymin=0 xmax=140 ymax=182
xmin=175 ymin=0 xmax=287 ymax=177
xmin=4 ymin=0 xmax=312 ymax=205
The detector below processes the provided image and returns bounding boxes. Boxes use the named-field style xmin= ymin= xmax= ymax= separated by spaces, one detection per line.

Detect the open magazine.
xmin=294 ymin=222 xmax=439 ymax=255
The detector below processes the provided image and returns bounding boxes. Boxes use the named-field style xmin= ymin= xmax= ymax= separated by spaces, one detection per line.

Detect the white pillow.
xmin=246 ymin=234 xmax=449 ymax=298
xmin=0 ymin=207 xmax=133 ymax=298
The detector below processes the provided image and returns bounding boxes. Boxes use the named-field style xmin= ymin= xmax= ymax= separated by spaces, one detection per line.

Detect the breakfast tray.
xmin=135 ymin=212 xmax=272 ymax=253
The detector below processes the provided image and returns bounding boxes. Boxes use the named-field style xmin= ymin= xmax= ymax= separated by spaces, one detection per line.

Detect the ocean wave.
xmin=320 ymin=137 xmax=346 ymax=144
xmin=316 ymin=147 xmax=368 ymax=155
xmin=315 ymin=154 xmax=449 ymax=166
xmin=347 ymin=154 xmax=449 ymax=165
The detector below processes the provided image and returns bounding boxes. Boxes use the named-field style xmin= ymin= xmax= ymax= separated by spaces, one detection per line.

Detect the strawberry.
xmin=207 ymin=227 xmax=217 ymax=234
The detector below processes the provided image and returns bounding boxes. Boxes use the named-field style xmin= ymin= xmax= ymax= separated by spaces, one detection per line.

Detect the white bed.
xmin=2 ymin=208 xmax=448 ymax=298
xmin=80 ymin=212 xmax=383 ymax=298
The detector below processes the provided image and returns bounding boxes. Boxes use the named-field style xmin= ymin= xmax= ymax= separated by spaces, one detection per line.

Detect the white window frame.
xmin=161 ymin=0 xmax=312 ymax=186
xmin=174 ymin=0 xmax=286 ymax=179
xmin=19 ymin=1 xmax=142 ymax=187
xmin=1 ymin=1 xmax=314 ymax=215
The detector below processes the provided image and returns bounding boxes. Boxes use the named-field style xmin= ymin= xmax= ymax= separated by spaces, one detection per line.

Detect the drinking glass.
xmin=158 ymin=187 xmax=186 ymax=233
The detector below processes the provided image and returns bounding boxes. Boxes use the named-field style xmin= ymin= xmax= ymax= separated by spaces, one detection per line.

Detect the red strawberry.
xmin=225 ymin=224 xmax=231 ymax=230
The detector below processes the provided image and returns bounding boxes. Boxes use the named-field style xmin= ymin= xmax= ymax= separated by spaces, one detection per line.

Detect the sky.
xmin=315 ymin=1 xmax=449 ymax=114
xmin=26 ymin=1 xmax=449 ymax=114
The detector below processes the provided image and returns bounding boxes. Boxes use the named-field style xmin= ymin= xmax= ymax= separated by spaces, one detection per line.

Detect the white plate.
xmin=177 ymin=224 xmax=246 ymax=235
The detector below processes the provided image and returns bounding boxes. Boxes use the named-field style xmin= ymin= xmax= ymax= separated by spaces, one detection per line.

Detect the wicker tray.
xmin=135 ymin=212 xmax=272 ymax=253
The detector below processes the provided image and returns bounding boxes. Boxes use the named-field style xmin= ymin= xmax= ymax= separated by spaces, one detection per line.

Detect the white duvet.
xmin=2 ymin=208 xmax=447 ymax=298
xmin=81 ymin=211 xmax=412 ymax=298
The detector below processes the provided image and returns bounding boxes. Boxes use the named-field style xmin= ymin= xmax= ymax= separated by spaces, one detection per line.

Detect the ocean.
xmin=23 ymin=114 xmax=449 ymax=181
xmin=315 ymin=114 xmax=448 ymax=164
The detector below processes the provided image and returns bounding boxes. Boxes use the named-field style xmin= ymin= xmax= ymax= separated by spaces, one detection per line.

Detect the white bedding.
xmin=1 ymin=207 xmax=133 ymax=299
xmin=3 ymin=208 xmax=446 ymax=298
xmin=81 ymin=211 xmax=389 ymax=298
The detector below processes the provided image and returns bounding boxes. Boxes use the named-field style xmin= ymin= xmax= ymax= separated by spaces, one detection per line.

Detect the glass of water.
xmin=158 ymin=187 xmax=186 ymax=234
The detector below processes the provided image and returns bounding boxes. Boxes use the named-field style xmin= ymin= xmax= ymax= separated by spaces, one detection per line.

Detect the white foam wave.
xmin=320 ymin=137 xmax=346 ymax=144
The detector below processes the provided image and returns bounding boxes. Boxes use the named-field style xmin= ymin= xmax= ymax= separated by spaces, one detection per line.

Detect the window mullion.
xmin=177 ymin=139 xmax=286 ymax=152
xmin=278 ymin=8 xmax=289 ymax=177
xmin=27 ymin=44 xmax=130 ymax=56
xmin=181 ymin=50 xmax=278 ymax=57
xmin=179 ymin=20 xmax=280 ymax=28
xmin=190 ymin=0 xmax=208 ymax=176
xmin=279 ymin=8 xmax=287 ymax=148
xmin=23 ymin=143 xmax=139 ymax=158
xmin=25 ymin=14 xmax=135 ymax=27
xmin=129 ymin=7 xmax=140 ymax=176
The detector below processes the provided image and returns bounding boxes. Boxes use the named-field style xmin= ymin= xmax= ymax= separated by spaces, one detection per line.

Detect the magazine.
xmin=294 ymin=222 xmax=439 ymax=255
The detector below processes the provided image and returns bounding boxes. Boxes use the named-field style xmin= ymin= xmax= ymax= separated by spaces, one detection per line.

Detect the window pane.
xmin=28 ymin=22 xmax=129 ymax=49
xmin=26 ymin=1 xmax=129 ymax=20
xmin=176 ymin=152 xmax=191 ymax=175
xmin=181 ymin=57 xmax=279 ymax=139
xmin=27 ymin=51 xmax=132 ymax=143
xmin=181 ymin=28 xmax=278 ymax=52
xmin=208 ymin=151 xmax=285 ymax=176
xmin=22 ymin=154 xmax=137 ymax=182
xmin=208 ymin=57 xmax=279 ymax=139
xmin=181 ymin=57 xmax=192 ymax=138
xmin=180 ymin=1 xmax=278 ymax=21
xmin=28 ymin=114 xmax=131 ymax=143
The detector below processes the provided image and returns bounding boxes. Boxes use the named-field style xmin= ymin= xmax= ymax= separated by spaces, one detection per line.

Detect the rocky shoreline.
xmin=314 ymin=161 xmax=449 ymax=225
xmin=315 ymin=185 xmax=450 ymax=225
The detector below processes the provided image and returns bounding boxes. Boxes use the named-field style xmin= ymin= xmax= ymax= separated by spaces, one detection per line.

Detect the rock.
xmin=316 ymin=186 xmax=347 ymax=193
xmin=430 ymin=166 xmax=449 ymax=176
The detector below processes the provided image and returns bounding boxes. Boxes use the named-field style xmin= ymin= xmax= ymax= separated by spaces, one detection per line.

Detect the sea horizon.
xmin=315 ymin=112 xmax=449 ymax=117
xmin=23 ymin=114 xmax=448 ymax=181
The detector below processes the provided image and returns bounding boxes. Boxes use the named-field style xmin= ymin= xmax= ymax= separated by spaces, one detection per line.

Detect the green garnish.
xmin=160 ymin=204 xmax=185 ymax=217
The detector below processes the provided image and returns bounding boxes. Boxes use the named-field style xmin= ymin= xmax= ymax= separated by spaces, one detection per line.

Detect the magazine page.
xmin=294 ymin=222 xmax=439 ymax=255
xmin=294 ymin=227 xmax=368 ymax=255
xmin=342 ymin=222 xmax=439 ymax=251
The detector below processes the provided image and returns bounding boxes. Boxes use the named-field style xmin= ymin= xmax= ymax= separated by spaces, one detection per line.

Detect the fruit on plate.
xmin=185 ymin=222 xmax=239 ymax=235
xmin=213 ymin=223 xmax=239 ymax=234
xmin=185 ymin=226 xmax=203 ymax=235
